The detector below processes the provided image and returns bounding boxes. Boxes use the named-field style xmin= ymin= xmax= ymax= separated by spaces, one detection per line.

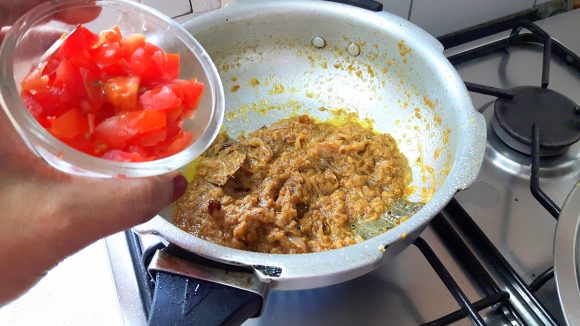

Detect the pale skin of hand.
xmin=0 ymin=1 xmax=188 ymax=304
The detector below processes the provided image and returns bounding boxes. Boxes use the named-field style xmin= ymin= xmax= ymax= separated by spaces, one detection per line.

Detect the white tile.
xmin=142 ymin=0 xmax=192 ymax=18
xmin=379 ymin=0 xmax=412 ymax=19
xmin=410 ymin=0 xmax=535 ymax=37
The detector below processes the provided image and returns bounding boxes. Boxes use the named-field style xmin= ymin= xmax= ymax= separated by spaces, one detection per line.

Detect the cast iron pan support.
xmin=147 ymin=2 xmax=383 ymax=325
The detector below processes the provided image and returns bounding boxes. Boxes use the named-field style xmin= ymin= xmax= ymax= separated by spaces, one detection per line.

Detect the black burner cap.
xmin=493 ymin=86 xmax=580 ymax=156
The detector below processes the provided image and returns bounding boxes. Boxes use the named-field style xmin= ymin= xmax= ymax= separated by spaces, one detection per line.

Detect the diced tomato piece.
xmin=121 ymin=33 xmax=146 ymax=57
xmin=39 ymin=116 xmax=56 ymax=129
xmin=51 ymin=108 xmax=89 ymax=139
xmin=165 ymin=53 xmax=180 ymax=80
xmin=91 ymin=41 xmax=123 ymax=66
xmin=165 ymin=119 xmax=183 ymax=141
xmin=165 ymin=107 xmax=183 ymax=122
xmin=70 ymin=55 xmax=100 ymax=75
xmin=79 ymin=68 xmax=105 ymax=112
xmin=170 ymin=79 xmax=203 ymax=117
xmin=92 ymin=26 xmax=122 ymax=49
xmin=103 ymin=76 xmax=140 ymax=112
xmin=54 ymin=58 xmax=85 ymax=96
xmin=140 ymin=85 xmax=181 ymax=111
xmin=43 ymin=57 xmax=61 ymax=77
xmin=126 ymin=144 xmax=154 ymax=158
xmin=32 ymin=85 xmax=77 ymax=117
xmin=59 ymin=25 xmax=98 ymax=58
xmin=102 ymin=149 xmax=148 ymax=162
xmin=61 ymin=136 xmax=99 ymax=155
xmin=130 ymin=43 xmax=164 ymax=84
xmin=93 ymin=109 xmax=166 ymax=149
xmin=99 ymin=59 xmax=130 ymax=79
xmin=134 ymin=128 xmax=167 ymax=147
xmin=161 ymin=131 xmax=193 ymax=157
xmin=21 ymin=91 xmax=43 ymax=118
xmin=21 ymin=62 xmax=50 ymax=93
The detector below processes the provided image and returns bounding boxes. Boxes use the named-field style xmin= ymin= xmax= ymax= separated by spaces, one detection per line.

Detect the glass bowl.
xmin=0 ymin=0 xmax=224 ymax=177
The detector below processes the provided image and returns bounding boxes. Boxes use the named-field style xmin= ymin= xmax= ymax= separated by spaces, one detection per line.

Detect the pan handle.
xmin=325 ymin=0 xmax=383 ymax=12
xmin=148 ymin=271 xmax=262 ymax=326
xmin=147 ymin=247 xmax=266 ymax=326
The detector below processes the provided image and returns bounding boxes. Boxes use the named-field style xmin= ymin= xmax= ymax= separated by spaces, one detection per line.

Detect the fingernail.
xmin=172 ymin=175 xmax=188 ymax=202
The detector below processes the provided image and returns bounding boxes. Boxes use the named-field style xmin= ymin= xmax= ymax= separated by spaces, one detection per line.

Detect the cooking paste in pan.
xmin=174 ymin=115 xmax=410 ymax=253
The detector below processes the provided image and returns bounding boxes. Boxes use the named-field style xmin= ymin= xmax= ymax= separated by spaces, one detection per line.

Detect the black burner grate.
xmin=452 ymin=21 xmax=580 ymax=156
xmin=418 ymin=19 xmax=580 ymax=325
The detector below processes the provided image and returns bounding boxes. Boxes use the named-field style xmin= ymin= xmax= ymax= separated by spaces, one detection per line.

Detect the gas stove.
xmin=1 ymin=7 xmax=579 ymax=326
xmin=112 ymin=9 xmax=579 ymax=325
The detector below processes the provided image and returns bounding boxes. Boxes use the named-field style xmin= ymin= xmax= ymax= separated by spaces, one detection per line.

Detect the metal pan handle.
xmin=147 ymin=247 xmax=267 ymax=326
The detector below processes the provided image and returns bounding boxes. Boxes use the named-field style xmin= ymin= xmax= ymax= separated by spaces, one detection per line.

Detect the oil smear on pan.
xmin=185 ymin=33 xmax=454 ymax=240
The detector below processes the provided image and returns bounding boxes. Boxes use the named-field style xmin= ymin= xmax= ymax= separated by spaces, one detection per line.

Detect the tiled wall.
xmin=143 ymin=0 xmax=558 ymax=37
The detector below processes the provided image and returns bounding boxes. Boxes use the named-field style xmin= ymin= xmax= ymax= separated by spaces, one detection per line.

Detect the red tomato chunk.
xmin=20 ymin=25 xmax=203 ymax=162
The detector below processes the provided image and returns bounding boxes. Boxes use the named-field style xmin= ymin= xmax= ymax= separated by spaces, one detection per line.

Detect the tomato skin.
xmin=21 ymin=25 xmax=199 ymax=162
xmin=103 ymin=76 xmax=140 ymax=112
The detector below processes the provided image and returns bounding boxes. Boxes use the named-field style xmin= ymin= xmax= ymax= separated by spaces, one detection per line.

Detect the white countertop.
xmin=0 ymin=239 xmax=125 ymax=326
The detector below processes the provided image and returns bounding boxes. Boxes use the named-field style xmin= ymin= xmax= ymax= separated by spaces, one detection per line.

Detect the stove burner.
xmin=492 ymin=86 xmax=580 ymax=156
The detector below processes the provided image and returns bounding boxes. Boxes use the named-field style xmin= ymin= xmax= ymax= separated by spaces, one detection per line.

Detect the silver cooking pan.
xmin=134 ymin=0 xmax=486 ymax=324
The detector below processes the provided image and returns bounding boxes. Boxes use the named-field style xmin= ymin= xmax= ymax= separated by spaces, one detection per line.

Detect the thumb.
xmin=56 ymin=173 xmax=187 ymax=254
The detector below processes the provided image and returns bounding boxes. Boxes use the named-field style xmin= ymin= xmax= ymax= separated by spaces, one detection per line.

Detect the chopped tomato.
xmin=91 ymin=41 xmax=123 ymax=66
xmin=79 ymin=68 xmax=105 ymax=111
xmin=62 ymin=136 xmax=98 ymax=155
xmin=140 ymin=85 xmax=181 ymax=111
xmin=92 ymin=26 xmax=122 ymax=49
xmin=170 ymin=79 xmax=204 ymax=117
xmin=55 ymin=58 xmax=85 ymax=96
xmin=130 ymin=43 xmax=165 ymax=85
xmin=21 ymin=62 xmax=50 ymax=93
xmin=58 ymin=25 xmax=98 ymax=58
xmin=165 ymin=53 xmax=180 ymax=80
xmin=135 ymin=128 xmax=167 ymax=147
xmin=20 ymin=24 xmax=200 ymax=162
xmin=93 ymin=109 xmax=166 ymax=149
xmin=102 ymin=149 xmax=148 ymax=162
xmin=51 ymin=108 xmax=89 ymax=139
xmin=103 ymin=76 xmax=140 ymax=112
xmin=161 ymin=131 xmax=193 ymax=157
xmin=21 ymin=91 xmax=43 ymax=118
xmin=121 ymin=33 xmax=146 ymax=57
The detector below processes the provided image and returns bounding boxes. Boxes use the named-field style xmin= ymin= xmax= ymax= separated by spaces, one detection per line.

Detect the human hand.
xmin=0 ymin=1 xmax=188 ymax=305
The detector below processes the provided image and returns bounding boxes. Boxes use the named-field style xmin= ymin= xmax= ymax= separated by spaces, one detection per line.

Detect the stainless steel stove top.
xmin=2 ymin=7 xmax=578 ymax=326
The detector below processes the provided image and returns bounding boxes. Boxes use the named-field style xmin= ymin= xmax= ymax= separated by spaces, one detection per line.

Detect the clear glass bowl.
xmin=0 ymin=0 xmax=224 ymax=177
